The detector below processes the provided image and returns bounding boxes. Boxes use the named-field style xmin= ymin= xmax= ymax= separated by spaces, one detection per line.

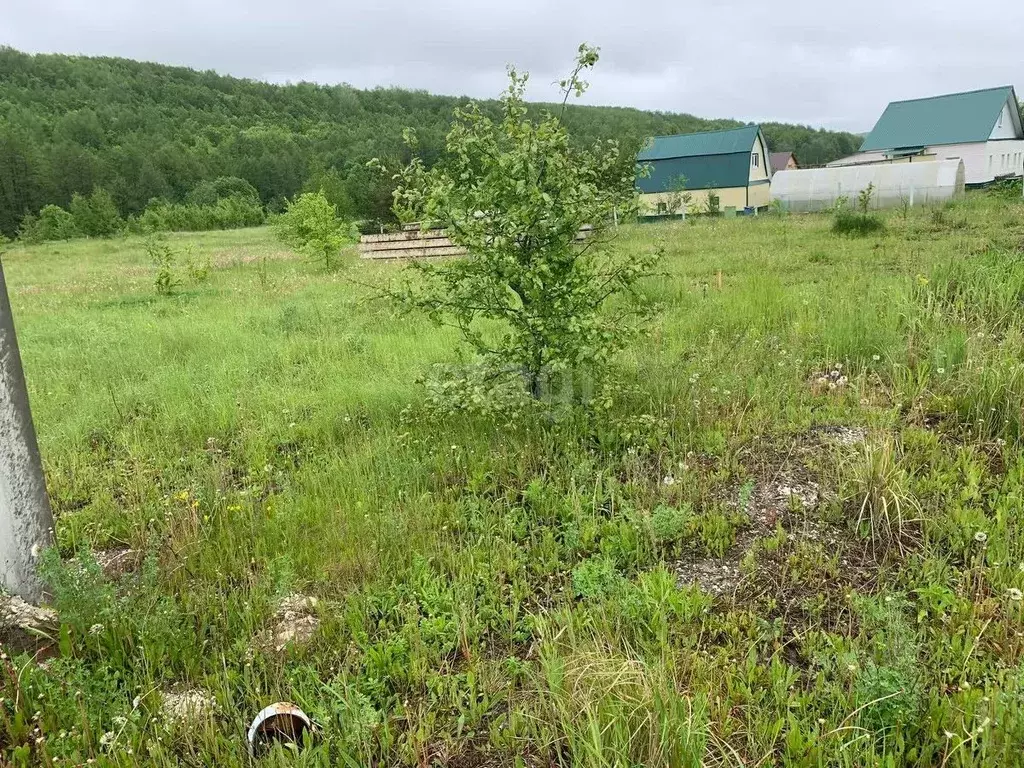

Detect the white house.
xmin=829 ymin=86 xmax=1023 ymax=186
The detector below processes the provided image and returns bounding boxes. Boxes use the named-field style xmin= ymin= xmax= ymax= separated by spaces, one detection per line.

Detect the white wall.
xmin=985 ymin=140 xmax=1024 ymax=179
xmin=833 ymin=141 xmax=1024 ymax=184
xmin=927 ymin=142 xmax=989 ymax=183
xmin=990 ymin=101 xmax=1021 ymax=139
xmin=933 ymin=141 xmax=1024 ymax=184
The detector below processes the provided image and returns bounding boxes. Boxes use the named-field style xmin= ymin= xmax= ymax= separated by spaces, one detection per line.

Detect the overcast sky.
xmin=3 ymin=0 xmax=1022 ymax=132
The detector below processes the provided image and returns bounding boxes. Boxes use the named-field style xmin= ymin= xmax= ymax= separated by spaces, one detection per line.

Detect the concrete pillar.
xmin=0 ymin=260 xmax=54 ymax=603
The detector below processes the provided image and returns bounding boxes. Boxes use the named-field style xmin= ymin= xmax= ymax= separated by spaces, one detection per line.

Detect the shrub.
xmin=384 ymin=44 xmax=658 ymax=399
xmin=186 ymin=176 xmax=261 ymax=208
xmin=832 ymin=208 xmax=885 ymax=236
xmin=146 ymin=236 xmax=181 ymax=295
xmin=704 ymin=190 xmax=721 ymax=216
xmin=20 ymin=204 xmax=79 ymax=242
xmin=987 ymin=177 xmax=1022 ymax=200
xmin=133 ymin=195 xmax=265 ymax=233
xmin=274 ymin=190 xmax=355 ymax=269
xmin=571 ymin=556 xmax=625 ymax=600
xmin=70 ymin=187 xmax=123 ymax=237
xmin=857 ymin=182 xmax=875 ymax=214
xmin=650 ymin=503 xmax=692 ymax=544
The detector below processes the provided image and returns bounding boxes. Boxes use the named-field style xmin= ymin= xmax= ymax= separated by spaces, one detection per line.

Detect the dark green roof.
xmin=638 ymin=154 xmax=752 ymax=193
xmin=636 ymin=125 xmax=760 ymax=192
xmin=638 ymin=124 xmax=760 ymax=161
xmin=860 ymin=86 xmax=1018 ymax=151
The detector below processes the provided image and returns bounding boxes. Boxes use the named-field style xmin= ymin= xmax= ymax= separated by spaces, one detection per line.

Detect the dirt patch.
xmin=161 ymin=689 xmax=216 ymax=725
xmin=676 ymin=558 xmax=744 ymax=597
xmin=810 ymin=424 xmax=867 ymax=447
xmin=673 ymin=426 xmax=870 ymax=600
xmin=263 ymin=594 xmax=320 ymax=652
xmin=95 ymin=547 xmax=143 ymax=579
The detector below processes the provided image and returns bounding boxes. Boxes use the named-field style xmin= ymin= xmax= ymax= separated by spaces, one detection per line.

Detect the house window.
xmin=752 ymin=153 xmax=759 ymax=168
xmin=657 ymin=202 xmax=668 ymax=215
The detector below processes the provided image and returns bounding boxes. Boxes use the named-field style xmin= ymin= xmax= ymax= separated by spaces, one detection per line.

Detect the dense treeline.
xmin=0 ymin=47 xmax=866 ymax=237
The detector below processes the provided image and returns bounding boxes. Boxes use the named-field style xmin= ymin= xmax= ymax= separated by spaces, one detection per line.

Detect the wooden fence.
xmin=359 ymin=224 xmax=595 ymax=261
xmin=358 ymin=227 xmax=466 ymax=260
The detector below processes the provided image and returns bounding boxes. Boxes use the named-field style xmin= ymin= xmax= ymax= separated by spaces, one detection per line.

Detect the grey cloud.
xmin=3 ymin=0 xmax=1022 ymax=132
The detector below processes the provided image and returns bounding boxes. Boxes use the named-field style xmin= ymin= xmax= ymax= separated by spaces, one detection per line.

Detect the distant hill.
xmin=0 ymin=47 xmax=863 ymax=235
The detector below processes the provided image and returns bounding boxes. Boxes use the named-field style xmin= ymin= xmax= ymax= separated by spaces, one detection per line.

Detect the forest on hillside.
xmin=0 ymin=47 xmax=866 ymax=237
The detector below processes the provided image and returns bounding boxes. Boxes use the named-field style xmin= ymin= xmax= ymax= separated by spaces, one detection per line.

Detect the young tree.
xmin=382 ymin=45 xmax=658 ymax=399
xmin=70 ymin=187 xmax=123 ymax=237
xmin=273 ymin=190 xmax=353 ymax=270
xmin=660 ymin=174 xmax=692 ymax=217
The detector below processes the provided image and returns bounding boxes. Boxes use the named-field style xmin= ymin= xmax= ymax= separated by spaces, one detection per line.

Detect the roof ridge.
xmin=647 ymin=123 xmax=759 ymax=140
xmin=886 ymin=85 xmax=1013 ymax=106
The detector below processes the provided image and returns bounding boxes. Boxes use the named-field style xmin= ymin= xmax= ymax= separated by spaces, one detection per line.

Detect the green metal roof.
xmin=638 ymin=124 xmax=760 ymax=161
xmin=637 ymin=153 xmax=752 ymax=193
xmin=860 ymin=86 xmax=1018 ymax=151
xmin=636 ymin=124 xmax=760 ymax=193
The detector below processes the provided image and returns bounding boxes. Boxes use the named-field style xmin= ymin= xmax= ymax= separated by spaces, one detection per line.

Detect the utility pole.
xmin=0 ymin=258 xmax=54 ymax=603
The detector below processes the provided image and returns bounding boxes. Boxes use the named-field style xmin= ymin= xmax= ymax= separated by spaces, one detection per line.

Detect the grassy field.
xmin=3 ymin=193 xmax=1024 ymax=766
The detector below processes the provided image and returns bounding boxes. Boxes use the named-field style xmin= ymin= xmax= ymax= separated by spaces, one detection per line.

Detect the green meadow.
xmin=3 ymin=193 xmax=1024 ymax=766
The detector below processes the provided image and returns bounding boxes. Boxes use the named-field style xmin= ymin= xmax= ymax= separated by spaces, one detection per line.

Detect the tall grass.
xmin=3 ymin=194 xmax=1024 ymax=766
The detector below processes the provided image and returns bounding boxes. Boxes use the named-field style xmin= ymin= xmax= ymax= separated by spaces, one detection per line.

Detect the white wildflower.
xmin=974 ymin=531 xmax=988 ymax=544
xmin=88 ymin=624 xmax=104 ymax=635
xmin=1007 ymin=588 xmax=1023 ymax=602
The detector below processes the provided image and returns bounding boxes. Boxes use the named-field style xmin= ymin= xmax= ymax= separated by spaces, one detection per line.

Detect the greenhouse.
xmin=770 ymin=159 xmax=965 ymax=212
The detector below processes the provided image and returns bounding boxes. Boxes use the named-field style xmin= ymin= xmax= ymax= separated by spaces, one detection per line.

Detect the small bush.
xmin=987 ymin=177 xmax=1022 ymax=200
xmin=186 ymin=176 xmax=261 ymax=208
xmin=133 ymin=195 xmax=265 ymax=233
xmin=571 ymin=556 xmax=625 ymax=600
xmin=184 ymin=245 xmax=212 ymax=283
xmin=20 ymin=204 xmax=79 ymax=242
xmin=146 ymin=236 xmax=181 ymax=295
xmin=832 ymin=208 xmax=885 ymax=237
xmin=650 ymin=503 xmax=692 ymax=544
xmin=70 ymin=187 xmax=123 ymax=237
xmin=704 ymin=190 xmax=721 ymax=216
xmin=274 ymin=190 xmax=355 ymax=269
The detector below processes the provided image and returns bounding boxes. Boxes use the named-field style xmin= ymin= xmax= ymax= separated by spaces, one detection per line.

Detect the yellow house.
xmin=637 ymin=124 xmax=771 ymax=215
